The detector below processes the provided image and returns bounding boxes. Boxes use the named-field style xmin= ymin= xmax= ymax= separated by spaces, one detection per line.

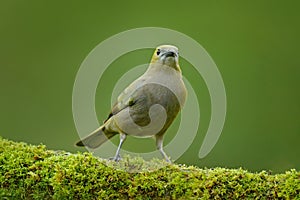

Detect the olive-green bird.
xmin=76 ymin=45 xmax=187 ymax=162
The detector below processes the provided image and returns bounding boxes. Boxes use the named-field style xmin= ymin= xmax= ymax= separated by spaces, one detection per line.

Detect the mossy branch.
xmin=0 ymin=137 xmax=299 ymax=199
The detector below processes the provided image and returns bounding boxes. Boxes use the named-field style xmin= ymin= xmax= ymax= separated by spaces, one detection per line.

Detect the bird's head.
xmin=150 ymin=45 xmax=180 ymax=71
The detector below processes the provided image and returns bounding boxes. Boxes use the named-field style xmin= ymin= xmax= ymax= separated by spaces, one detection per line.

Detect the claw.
xmin=111 ymin=154 xmax=121 ymax=162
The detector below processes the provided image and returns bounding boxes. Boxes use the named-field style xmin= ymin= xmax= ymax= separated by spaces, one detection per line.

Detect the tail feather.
xmin=75 ymin=126 xmax=117 ymax=149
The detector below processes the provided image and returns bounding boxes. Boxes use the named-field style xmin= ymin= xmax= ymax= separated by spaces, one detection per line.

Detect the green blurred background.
xmin=0 ymin=1 xmax=299 ymax=173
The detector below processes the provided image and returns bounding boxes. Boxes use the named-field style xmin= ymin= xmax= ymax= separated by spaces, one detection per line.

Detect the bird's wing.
xmin=103 ymin=77 xmax=145 ymax=123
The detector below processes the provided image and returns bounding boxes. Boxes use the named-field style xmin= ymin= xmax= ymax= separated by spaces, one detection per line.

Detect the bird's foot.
xmin=109 ymin=154 xmax=121 ymax=162
xmin=165 ymin=157 xmax=172 ymax=163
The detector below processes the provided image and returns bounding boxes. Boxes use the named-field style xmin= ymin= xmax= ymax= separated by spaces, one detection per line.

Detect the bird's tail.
xmin=75 ymin=126 xmax=117 ymax=149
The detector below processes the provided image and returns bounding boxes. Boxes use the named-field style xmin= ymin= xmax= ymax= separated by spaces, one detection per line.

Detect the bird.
xmin=76 ymin=45 xmax=187 ymax=162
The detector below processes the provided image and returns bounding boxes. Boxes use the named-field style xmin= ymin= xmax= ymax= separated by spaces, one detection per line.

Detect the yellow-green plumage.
xmin=76 ymin=45 xmax=187 ymax=162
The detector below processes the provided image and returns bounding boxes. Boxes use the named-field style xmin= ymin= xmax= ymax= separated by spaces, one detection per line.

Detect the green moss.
xmin=0 ymin=137 xmax=299 ymax=199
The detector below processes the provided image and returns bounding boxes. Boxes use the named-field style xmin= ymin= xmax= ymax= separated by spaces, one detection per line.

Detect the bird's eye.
xmin=156 ymin=49 xmax=161 ymax=56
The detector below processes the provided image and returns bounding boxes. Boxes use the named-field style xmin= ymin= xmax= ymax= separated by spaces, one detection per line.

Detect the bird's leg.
xmin=156 ymin=135 xmax=171 ymax=163
xmin=113 ymin=133 xmax=126 ymax=161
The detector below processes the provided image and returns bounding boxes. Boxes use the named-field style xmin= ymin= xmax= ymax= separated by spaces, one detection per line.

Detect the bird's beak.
xmin=163 ymin=51 xmax=176 ymax=57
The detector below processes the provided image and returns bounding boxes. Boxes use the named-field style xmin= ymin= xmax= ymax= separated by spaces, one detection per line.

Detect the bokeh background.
xmin=1 ymin=1 xmax=299 ymax=173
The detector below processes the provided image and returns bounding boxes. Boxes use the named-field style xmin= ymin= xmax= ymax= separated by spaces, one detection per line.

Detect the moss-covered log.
xmin=0 ymin=138 xmax=299 ymax=199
